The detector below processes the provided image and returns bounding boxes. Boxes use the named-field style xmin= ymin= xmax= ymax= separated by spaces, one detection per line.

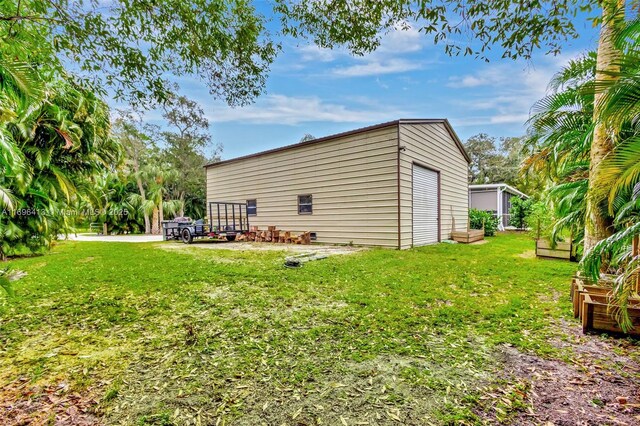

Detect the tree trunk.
xmin=132 ymin=159 xmax=151 ymax=234
xmin=179 ymin=192 xmax=185 ymax=217
xmin=583 ymin=0 xmax=624 ymax=253
xmin=151 ymin=207 xmax=160 ymax=234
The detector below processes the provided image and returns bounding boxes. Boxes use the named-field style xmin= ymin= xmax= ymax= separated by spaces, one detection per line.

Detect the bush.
xmin=509 ymin=197 xmax=534 ymax=230
xmin=525 ymin=201 xmax=555 ymax=241
xmin=469 ymin=208 xmax=500 ymax=236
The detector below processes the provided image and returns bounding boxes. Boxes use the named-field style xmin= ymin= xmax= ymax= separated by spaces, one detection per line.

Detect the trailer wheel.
xmin=226 ymin=234 xmax=236 ymax=242
xmin=181 ymin=228 xmax=193 ymax=244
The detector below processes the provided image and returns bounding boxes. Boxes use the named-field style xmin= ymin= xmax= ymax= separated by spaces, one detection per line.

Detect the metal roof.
xmin=469 ymin=183 xmax=529 ymax=199
xmin=204 ymin=119 xmax=471 ymax=168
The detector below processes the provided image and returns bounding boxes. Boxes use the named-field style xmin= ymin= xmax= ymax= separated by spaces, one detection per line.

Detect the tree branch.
xmin=0 ymin=15 xmax=63 ymax=23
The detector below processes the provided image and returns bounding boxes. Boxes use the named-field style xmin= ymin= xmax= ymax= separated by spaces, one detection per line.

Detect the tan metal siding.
xmin=399 ymin=123 xmax=469 ymax=249
xmin=206 ymin=126 xmax=399 ymax=247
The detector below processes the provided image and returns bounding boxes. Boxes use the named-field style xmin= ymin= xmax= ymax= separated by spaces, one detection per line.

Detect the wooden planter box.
xmin=572 ymin=282 xmax=613 ymax=318
xmin=536 ymin=239 xmax=574 ymax=261
xmin=582 ymin=293 xmax=640 ymax=336
xmin=571 ymin=276 xmax=640 ymax=337
xmin=451 ymin=229 xmax=484 ymax=244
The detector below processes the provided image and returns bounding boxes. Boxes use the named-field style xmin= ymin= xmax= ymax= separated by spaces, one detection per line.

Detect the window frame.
xmin=297 ymin=194 xmax=313 ymax=215
xmin=246 ymin=199 xmax=257 ymax=216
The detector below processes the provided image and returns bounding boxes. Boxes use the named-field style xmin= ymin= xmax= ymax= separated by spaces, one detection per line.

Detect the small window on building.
xmin=247 ymin=199 xmax=257 ymax=216
xmin=298 ymin=194 xmax=312 ymax=214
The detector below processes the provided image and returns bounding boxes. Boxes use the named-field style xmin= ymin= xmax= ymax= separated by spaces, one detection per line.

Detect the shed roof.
xmin=205 ymin=119 xmax=470 ymax=168
xmin=469 ymin=183 xmax=529 ymax=199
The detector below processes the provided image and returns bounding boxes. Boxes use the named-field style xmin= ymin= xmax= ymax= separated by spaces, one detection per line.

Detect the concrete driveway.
xmin=63 ymin=234 xmax=164 ymax=243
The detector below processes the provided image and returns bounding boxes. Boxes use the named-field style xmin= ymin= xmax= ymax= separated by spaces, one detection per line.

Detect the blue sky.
xmin=135 ymin=10 xmax=600 ymax=161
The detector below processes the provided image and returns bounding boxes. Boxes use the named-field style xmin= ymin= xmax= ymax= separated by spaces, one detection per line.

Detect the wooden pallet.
xmin=243 ymin=226 xmax=311 ymax=245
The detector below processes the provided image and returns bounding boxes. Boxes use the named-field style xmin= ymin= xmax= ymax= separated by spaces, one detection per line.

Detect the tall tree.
xmin=583 ymin=0 xmax=626 ymax=252
xmin=112 ymin=117 xmax=155 ymax=234
xmin=464 ymin=134 xmax=526 ymax=188
xmin=159 ymin=96 xmax=222 ymax=218
xmin=465 ymin=133 xmax=499 ymax=184
xmin=524 ymin=53 xmax=596 ymax=245
xmin=0 ymin=66 xmax=121 ymax=258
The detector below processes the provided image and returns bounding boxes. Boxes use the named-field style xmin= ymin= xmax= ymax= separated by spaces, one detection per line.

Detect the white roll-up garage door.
xmin=412 ymin=165 xmax=439 ymax=246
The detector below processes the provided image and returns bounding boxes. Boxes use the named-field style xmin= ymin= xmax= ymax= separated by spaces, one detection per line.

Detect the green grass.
xmin=0 ymin=233 xmax=577 ymax=424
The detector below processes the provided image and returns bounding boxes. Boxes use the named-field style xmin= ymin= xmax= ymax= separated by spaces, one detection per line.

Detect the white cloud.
xmin=294 ymin=24 xmax=428 ymax=78
xmin=488 ymin=113 xmax=531 ymax=124
xmin=298 ymin=44 xmax=340 ymax=63
xmin=331 ymin=59 xmax=422 ymax=77
xmin=377 ymin=26 xmax=424 ymax=54
xmin=446 ymin=51 xmax=587 ymax=127
xmin=210 ymin=94 xmax=407 ymax=125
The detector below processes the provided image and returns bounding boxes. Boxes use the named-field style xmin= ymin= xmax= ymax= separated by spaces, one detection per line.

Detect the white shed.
xmin=469 ymin=183 xmax=529 ymax=230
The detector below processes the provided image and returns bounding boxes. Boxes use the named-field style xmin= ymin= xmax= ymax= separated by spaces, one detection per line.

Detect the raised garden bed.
xmin=536 ymin=239 xmax=575 ymax=261
xmin=451 ymin=229 xmax=484 ymax=244
xmin=571 ymin=276 xmax=640 ymax=337
xmin=571 ymin=281 xmax=612 ymax=318
xmin=581 ymin=293 xmax=640 ymax=336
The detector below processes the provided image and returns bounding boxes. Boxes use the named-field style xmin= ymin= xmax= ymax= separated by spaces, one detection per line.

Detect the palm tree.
xmin=583 ymin=0 xmax=626 ymax=252
xmin=0 ymin=62 xmax=121 ymax=258
xmin=523 ymin=53 xmax=596 ymax=246
xmin=113 ymin=117 xmax=154 ymax=233
xmin=133 ymin=164 xmax=180 ymax=234
xmin=576 ymin=19 xmax=640 ymax=330
xmin=0 ymin=60 xmax=43 ymax=212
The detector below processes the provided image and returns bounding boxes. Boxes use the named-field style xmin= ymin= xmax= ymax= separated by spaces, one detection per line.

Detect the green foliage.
xmin=464 ymin=133 xmax=527 ymax=188
xmin=108 ymin=108 xmax=214 ymax=235
xmin=509 ymin=197 xmax=534 ymax=230
xmin=523 ymin=52 xmax=597 ymax=247
xmin=0 ymin=0 xmax=277 ymax=107
xmin=275 ymin=0 xmax=587 ymax=60
xmin=526 ymin=19 xmax=640 ymax=328
xmin=97 ymin=173 xmax=145 ymax=235
xmin=525 ymin=201 xmax=556 ymax=241
xmin=469 ymin=208 xmax=499 ymax=236
xmin=0 ymin=61 xmax=121 ymax=257
xmin=582 ymin=183 xmax=640 ymax=332
xmin=2 ymin=1 xmax=591 ymax=108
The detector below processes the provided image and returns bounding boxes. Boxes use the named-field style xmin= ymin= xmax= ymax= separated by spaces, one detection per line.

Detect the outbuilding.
xmin=469 ymin=183 xmax=529 ymax=231
xmin=205 ymin=119 xmax=470 ymax=249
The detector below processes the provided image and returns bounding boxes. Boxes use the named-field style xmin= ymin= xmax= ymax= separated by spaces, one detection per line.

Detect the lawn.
xmin=0 ymin=233 xmax=635 ymax=424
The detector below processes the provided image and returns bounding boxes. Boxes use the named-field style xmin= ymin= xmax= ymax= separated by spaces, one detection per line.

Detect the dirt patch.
xmin=477 ymin=320 xmax=640 ymax=424
xmin=0 ymin=380 xmax=101 ymax=426
xmin=470 ymin=239 xmax=489 ymax=245
xmin=517 ymin=250 xmax=536 ymax=259
xmin=158 ymin=241 xmax=365 ymax=256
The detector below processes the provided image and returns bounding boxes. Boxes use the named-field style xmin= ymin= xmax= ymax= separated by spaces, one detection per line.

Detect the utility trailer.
xmin=173 ymin=202 xmax=250 ymax=244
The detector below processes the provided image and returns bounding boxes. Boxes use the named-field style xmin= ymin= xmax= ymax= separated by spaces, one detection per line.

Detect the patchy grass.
xmin=0 ymin=233 xmax=589 ymax=424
